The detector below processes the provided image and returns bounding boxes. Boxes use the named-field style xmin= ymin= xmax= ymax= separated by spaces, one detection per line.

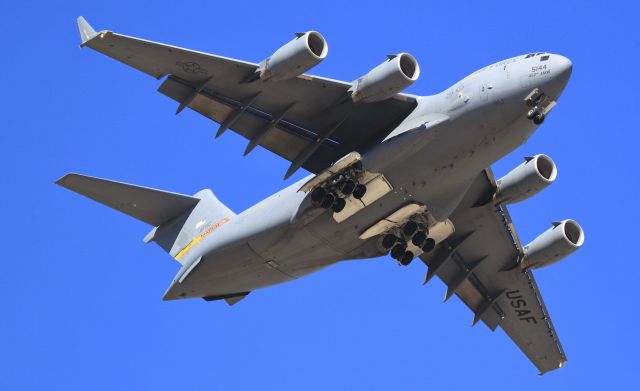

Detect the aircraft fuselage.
xmin=164 ymin=53 xmax=572 ymax=300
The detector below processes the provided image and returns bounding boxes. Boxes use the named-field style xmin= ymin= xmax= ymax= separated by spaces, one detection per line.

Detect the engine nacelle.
xmin=521 ymin=219 xmax=585 ymax=269
xmin=257 ymin=31 xmax=328 ymax=81
xmin=349 ymin=53 xmax=420 ymax=103
xmin=495 ymin=154 xmax=557 ymax=205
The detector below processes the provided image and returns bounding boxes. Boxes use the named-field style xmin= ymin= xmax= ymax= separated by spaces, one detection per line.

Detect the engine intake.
xmin=522 ymin=219 xmax=585 ymax=269
xmin=349 ymin=53 xmax=420 ymax=103
xmin=257 ymin=31 xmax=328 ymax=81
xmin=496 ymin=154 xmax=557 ymax=205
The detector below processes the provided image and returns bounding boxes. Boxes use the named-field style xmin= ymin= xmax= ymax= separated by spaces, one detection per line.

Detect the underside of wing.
xmin=419 ymin=169 xmax=566 ymax=374
xmin=78 ymin=18 xmax=418 ymax=177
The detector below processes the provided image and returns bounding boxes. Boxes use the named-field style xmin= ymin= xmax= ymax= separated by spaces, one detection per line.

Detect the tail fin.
xmin=56 ymin=173 xmax=235 ymax=264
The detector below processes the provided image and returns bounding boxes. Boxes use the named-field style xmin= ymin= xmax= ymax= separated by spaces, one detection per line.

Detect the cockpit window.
xmin=540 ymin=55 xmax=550 ymax=61
xmin=525 ymin=53 xmax=535 ymax=59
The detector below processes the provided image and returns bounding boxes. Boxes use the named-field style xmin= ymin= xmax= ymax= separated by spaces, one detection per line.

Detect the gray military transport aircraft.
xmin=57 ymin=17 xmax=584 ymax=374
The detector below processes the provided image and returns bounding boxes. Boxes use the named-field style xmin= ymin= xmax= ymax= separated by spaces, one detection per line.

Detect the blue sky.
xmin=1 ymin=1 xmax=638 ymax=389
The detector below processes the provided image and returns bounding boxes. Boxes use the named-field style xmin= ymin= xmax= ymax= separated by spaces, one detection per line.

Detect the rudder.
xmin=145 ymin=188 xmax=235 ymax=264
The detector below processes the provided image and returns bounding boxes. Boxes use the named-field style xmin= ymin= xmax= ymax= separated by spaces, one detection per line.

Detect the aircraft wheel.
xmin=332 ymin=197 xmax=346 ymax=213
xmin=402 ymin=221 xmax=418 ymax=237
xmin=527 ymin=109 xmax=537 ymax=120
xmin=381 ymin=234 xmax=398 ymax=250
xmin=421 ymin=238 xmax=436 ymax=253
xmin=311 ymin=187 xmax=326 ymax=204
xmin=353 ymin=184 xmax=367 ymax=199
xmin=341 ymin=179 xmax=356 ymax=196
xmin=400 ymin=251 xmax=414 ymax=266
xmin=390 ymin=244 xmax=406 ymax=260
xmin=320 ymin=193 xmax=335 ymax=209
xmin=533 ymin=113 xmax=545 ymax=125
xmin=411 ymin=230 xmax=427 ymax=247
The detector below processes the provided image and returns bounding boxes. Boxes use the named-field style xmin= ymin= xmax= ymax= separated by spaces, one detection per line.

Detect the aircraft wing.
xmin=76 ymin=17 xmax=417 ymax=178
xmin=419 ymin=168 xmax=566 ymax=375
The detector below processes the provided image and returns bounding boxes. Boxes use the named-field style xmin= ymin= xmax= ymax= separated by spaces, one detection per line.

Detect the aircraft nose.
xmin=544 ymin=54 xmax=573 ymax=98
xmin=555 ymin=55 xmax=573 ymax=83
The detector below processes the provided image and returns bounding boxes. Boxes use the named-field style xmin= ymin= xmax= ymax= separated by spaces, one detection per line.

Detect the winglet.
xmin=77 ymin=16 xmax=98 ymax=46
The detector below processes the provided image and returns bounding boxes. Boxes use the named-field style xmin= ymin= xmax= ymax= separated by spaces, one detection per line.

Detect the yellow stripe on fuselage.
xmin=175 ymin=216 xmax=231 ymax=261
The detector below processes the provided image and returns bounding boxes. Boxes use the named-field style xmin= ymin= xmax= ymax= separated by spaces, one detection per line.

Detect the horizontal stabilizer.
xmin=56 ymin=173 xmax=200 ymax=226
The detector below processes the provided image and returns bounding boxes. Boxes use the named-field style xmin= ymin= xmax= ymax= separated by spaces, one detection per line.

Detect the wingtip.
xmin=55 ymin=172 xmax=76 ymax=186
xmin=76 ymin=16 xmax=98 ymax=46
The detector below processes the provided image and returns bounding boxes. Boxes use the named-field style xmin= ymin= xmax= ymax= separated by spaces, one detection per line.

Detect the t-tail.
xmin=55 ymin=174 xmax=235 ymax=268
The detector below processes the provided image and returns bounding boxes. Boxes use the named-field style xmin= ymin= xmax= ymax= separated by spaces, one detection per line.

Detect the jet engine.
xmin=257 ymin=31 xmax=328 ymax=81
xmin=521 ymin=219 xmax=585 ymax=269
xmin=349 ymin=53 xmax=420 ymax=103
xmin=495 ymin=154 xmax=557 ymax=205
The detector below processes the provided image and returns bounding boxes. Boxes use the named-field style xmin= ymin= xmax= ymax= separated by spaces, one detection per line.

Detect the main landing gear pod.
xmin=359 ymin=202 xmax=455 ymax=266
xmin=299 ymin=152 xmax=393 ymax=222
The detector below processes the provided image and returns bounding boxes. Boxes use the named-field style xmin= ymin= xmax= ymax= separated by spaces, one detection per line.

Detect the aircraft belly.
xmin=171 ymin=109 xmax=534 ymax=296
xmin=166 ymin=243 xmax=292 ymax=299
xmin=293 ymin=113 xmax=526 ymax=261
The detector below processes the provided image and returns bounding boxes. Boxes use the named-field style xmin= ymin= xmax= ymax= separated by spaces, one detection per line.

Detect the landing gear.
xmin=340 ymin=179 xmax=356 ymax=196
xmin=331 ymin=197 xmax=346 ymax=213
xmin=402 ymin=221 xmax=418 ymax=237
xmin=353 ymin=184 xmax=367 ymax=199
xmin=390 ymin=243 xmax=406 ymax=260
xmin=421 ymin=238 xmax=436 ymax=253
xmin=525 ymin=88 xmax=551 ymax=125
xmin=310 ymin=187 xmax=326 ymax=203
xmin=320 ymin=193 xmax=334 ymax=209
xmin=411 ymin=230 xmax=427 ymax=247
xmin=309 ymin=169 xmax=364 ymax=213
xmin=533 ymin=112 xmax=545 ymax=125
xmin=382 ymin=219 xmax=436 ymax=264
xmin=381 ymin=234 xmax=399 ymax=250
xmin=527 ymin=108 xmax=545 ymax=125
xmin=399 ymin=251 xmax=414 ymax=266
xmin=525 ymin=88 xmax=545 ymax=107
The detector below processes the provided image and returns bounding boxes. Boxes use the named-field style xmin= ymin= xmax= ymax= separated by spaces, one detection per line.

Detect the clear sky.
xmin=1 ymin=1 xmax=638 ymax=389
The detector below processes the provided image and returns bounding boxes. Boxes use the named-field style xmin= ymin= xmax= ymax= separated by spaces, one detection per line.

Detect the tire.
xmin=332 ymin=197 xmax=346 ymax=213
xmin=527 ymin=109 xmax=537 ymax=120
xmin=421 ymin=238 xmax=436 ymax=253
xmin=353 ymin=184 xmax=367 ymax=199
xmin=400 ymin=251 xmax=414 ymax=266
xmin=402 ymin=221 xmax=418 ymax=237
xmin=411 ymin=231 xmax=427 ymax=247
xmin=390 ymin=244 xmax=405 ymax=260
xmin=311 ymin=187 xmax=326 ymax=204
xmin=533 ymin=113 xmax=545 ymax=125
xmin=381 ymin=234 xmax=398 ymax=250
xmin=341 ymin=180 xmax=356 ymax=196
xmin=320 ymin=193 xmax=335 ymax=209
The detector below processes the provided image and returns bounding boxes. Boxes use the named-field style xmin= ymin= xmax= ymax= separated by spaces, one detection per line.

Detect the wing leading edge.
xmin=419 ymin=169 xmax=566 ymax=375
